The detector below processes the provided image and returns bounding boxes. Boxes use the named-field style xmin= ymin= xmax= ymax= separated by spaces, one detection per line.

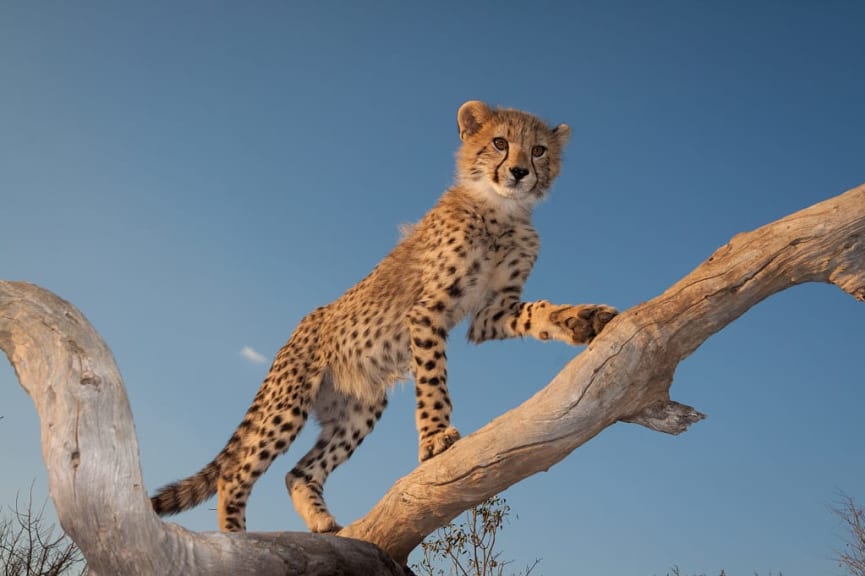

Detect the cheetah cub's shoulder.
xmin=151 ymin=100 xmax=617 ymax=534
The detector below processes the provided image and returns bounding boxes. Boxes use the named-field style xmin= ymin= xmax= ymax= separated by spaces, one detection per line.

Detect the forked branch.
xmin=1 ymin=183 xmax=863 ymax=573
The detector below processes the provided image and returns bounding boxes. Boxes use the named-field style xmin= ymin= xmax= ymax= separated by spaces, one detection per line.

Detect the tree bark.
xmin=1 ymin=183 xmax=863 ymax=574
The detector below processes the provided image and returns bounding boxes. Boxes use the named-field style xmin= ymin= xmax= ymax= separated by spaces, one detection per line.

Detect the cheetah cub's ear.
xmin=551 ymin=123 xmax=571 ymax=148
xmin=457 ymin=100 xmax=493 ymax=141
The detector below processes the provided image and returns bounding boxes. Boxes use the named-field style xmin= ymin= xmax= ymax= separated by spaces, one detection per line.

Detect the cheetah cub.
xmin=151 ymin=100 xmax=617 ymax=534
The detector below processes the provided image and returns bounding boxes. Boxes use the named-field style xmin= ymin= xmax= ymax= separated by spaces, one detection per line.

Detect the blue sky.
xmin=1 ymin=2 xmax=863 ymax=574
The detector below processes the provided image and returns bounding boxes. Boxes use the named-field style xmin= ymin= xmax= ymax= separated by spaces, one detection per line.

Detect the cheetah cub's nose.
xmin=509 ymin=166 xmax=530 ymax=181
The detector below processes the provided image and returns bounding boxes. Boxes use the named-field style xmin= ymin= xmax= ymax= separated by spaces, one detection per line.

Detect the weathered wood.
xmin=338 ymin=183 xmax=865 ymax=562
xmin=1 ymin=183 xmax=863 ymax=573
xmin=0 ymin=282 xmax=407 ymax=575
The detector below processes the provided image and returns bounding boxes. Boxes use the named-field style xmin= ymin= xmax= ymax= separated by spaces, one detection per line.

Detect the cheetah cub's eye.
xmin=492 ymin=137 xmax=508 ymax=151
xmin=531 ymin=145 xmax=547 ymax=158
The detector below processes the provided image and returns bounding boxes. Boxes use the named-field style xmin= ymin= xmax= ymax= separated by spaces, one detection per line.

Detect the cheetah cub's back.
xmin=151 ymin=100 xmax=617 ymax=534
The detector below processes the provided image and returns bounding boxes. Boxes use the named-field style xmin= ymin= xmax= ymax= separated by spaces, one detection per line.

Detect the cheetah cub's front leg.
xmin=408 ymin=305 xmax=462 ymax=462
xmin=469 ymin=299 xmax=618 ymax=347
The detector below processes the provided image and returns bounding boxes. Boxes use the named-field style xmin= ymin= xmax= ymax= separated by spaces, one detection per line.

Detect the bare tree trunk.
xmin=1 ymin=183 xmax=863 ymax=574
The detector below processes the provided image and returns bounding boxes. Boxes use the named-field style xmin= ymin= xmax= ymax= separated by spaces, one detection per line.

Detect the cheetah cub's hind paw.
xmin=549 ymin=304 xmax=618 ymax=344
xmin=287 ymin=478 xmax=342 ymax=534
xmin=419 ymin=426 xmax=461 ymax=462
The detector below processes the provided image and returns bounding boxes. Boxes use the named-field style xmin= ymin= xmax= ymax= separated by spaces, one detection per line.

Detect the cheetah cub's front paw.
xmin=418 ymin=426 xmax=461 ymax=462
xmin=548 ymin=304 xmax=618 ymax=344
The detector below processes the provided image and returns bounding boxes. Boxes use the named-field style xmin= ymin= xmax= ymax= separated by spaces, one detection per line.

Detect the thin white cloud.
xmin=240 ymin=346 xmax=268 ymax=365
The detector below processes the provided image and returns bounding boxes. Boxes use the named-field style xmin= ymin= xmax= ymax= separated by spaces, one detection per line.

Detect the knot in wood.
xmin=80 ymin=371 xmax=101 ymax=387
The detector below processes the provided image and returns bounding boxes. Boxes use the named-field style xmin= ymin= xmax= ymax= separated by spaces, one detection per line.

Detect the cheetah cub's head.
xmin=456 ymin=100 xmax=570 ymax=208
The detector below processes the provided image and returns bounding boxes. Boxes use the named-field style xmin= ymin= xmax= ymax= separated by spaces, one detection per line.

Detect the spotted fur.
xmin=150 ymin=100 xmax=617 ymax=533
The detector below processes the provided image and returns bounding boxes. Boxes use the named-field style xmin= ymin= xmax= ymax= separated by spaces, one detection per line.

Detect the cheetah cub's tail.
xmin=150 ymin=453 xmax=224 ymax=516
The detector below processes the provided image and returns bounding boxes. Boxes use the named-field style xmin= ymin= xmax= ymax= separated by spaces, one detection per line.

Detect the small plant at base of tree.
xmin=0 ymin=487 xmax=86 ymax=576
xmin=834 ymin=493 xmax=865 ymax=576
xmin=413 ymin=495 xmax=540 ymax=576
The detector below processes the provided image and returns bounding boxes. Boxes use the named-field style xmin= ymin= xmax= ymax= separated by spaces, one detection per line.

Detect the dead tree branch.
xmin=1 ymin=183 xmax=863 ymax=573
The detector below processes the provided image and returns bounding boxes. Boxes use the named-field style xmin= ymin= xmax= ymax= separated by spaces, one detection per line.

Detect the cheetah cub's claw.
xmin=419 ymin=426 xmax=461 ymax=462
xmin=549 ymin=304 xmax=618 ymax=344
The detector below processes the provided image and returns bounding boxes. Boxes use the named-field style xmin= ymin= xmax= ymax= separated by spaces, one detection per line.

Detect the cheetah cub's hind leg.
xmin=285 ymin=380 xmax=388 ymax=533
